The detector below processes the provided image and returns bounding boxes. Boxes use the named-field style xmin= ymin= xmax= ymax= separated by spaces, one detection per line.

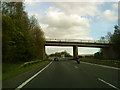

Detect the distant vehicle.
xmin=54 ymin=57 xmax=59 ymax=61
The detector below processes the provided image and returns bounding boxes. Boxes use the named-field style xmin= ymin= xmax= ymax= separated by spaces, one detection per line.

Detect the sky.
xmin=24 ymin=0 xmax=118 ymax=55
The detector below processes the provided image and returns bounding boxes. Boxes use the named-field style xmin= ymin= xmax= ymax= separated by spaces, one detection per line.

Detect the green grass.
xmin=81 ymin=59 xmax=120 ymax=68
xmin=2 ymin=60 xmax=50 ymax=80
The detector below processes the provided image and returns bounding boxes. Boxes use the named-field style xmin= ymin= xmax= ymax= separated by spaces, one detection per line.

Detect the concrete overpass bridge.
xmin=45 ymin=39 xmax=110 ymax=48
xmin=44 ymin=39 xmax=113 ymax=59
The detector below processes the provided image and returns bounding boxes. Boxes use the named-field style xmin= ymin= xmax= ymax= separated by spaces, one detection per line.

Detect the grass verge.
xmin=80 ymin=59 xmax=120 ymax=68
xmin=2 ymin=60 xmax=50 ymax=80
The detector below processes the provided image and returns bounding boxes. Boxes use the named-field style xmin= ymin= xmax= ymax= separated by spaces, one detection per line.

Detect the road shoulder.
xmin=2 ymin=61 xmax=50 ymax=89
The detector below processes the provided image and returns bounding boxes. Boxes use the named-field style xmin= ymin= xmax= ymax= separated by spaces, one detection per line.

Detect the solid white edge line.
xmin=81 ymin=61 xmax=120 ymax=70
xmin=98 ymin=78 xmax=120 ymax=90
xmin=15 ymin=61 xmax=53 ymax=90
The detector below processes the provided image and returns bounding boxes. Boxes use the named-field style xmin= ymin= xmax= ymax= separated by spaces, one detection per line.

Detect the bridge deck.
xmin=45 ymin=40 xmax=111 ymax=48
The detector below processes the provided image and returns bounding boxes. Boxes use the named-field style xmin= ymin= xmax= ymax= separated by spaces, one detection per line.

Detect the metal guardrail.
xmin=46 ymin=39 xmax=110 ymax=44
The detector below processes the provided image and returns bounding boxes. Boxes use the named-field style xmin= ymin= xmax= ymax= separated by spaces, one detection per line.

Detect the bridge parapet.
xmin=46 ymin=39 xmax=110 ymax=44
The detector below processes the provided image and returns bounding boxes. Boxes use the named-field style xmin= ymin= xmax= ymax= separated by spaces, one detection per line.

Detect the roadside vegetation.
xmin=2 ymin=2 xmax=46 ymax=80
xmin=49 ymin=50 xmax=72 ymax=57
xmin=94 ymin=25 xmax=120 ymax=60
xmin=80 ymin=58 xmax=120 ymax=68
xmin=3 ymin=60 xmax=50 ymax=80
xmin=2 ymin=2 xmax=45 ymax=63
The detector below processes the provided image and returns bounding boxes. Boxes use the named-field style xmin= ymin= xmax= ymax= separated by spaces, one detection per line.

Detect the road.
xmin=17 ymin=60 xmax=119 ymax=89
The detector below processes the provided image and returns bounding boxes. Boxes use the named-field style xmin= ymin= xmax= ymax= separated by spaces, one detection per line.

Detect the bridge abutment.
xmin=102 ymin=47 xmax=118 ymax=59
xmin=73 ymin=45 xmax=78 ymax=59
xmin=42 ymin=45 xmax=46 ymax=60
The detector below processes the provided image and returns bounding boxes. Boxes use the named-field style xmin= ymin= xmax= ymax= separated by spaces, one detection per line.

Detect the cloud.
xmin=112 ymin=3 xmax=118 ymax=9
xmin=45 ymin=46 xmax=100 ymax=55
xmin=46 ymin=46 xmax=73 ymax=55
xmin=24 ymin=0 xmax=39 ymax=6
xmin=46 ymin=46 xmax=100 ymax=55
xmin=78 ymin=47 xmax=100 ymax=55
xmin=23 ymin=0 xmax=119 ymax=2
xmin=54 ymin=2 xmax=102 ymax=16
xmin=26 ymin=2 xmax=117 ymax=40
xmin=102 ymin=10 xmax=118 ymax=22
xmin=39 ymin=5 xmax=94 ymax=40
xmin=96 ymin=3 xmax=118 ymax=22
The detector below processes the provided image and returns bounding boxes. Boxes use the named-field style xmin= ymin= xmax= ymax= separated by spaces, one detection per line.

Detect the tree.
xmin=2 ymin=16 xmax=16 ymax=62
xmin=110 ymin=25 xmax=120 ymax=59
xmin=100 ymin=36 xmax=105 ymax=40
xmin=94 ymin=49 xmax=103 ymax=59
xmin=95 ymin=25 xmax=120 ymax=59
xmin=49 ymin=51 xmax=72 ymax=57
xmin=105 ymin=32 xmax=112 ymax=41
xmin=61 ymin=50 xmax=72 ymax=57
xmin=2 ymin=2 xmax=45 ymax=63
xmin=29 ymin=16 xmax=45 ymax=60
xmin=111 ymin=25 xmax=120 ymax=44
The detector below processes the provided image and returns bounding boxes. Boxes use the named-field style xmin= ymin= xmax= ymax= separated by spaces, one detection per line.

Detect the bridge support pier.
xmin=73 ymin=45 xmax=78 ymax=59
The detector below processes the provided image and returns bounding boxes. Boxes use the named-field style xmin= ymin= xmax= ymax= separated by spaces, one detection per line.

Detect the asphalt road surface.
xmin=17 ymin=60 xmax=120 ymax=89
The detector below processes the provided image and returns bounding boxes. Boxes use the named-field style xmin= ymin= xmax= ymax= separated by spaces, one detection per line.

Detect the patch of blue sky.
xmin=76 ymin=2 xmax=118 ymax=40
xmin=99 ymin=2 xmax=117 ymax=11
xmin=89 ymin=2 xmax=118 ymax=40
xmin=90 ymin=16 xmax=117 ymax=39
xmin=25 ymin=2 xmax=56 ymax=16
xmin=86 ymin=24 xmax=115 ymax=40
xmin=37 ymin=2 xmax=56 ymax=15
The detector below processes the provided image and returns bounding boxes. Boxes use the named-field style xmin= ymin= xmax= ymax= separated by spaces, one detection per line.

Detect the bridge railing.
xmin=46 ymin=39 xmax=110 ymax=44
